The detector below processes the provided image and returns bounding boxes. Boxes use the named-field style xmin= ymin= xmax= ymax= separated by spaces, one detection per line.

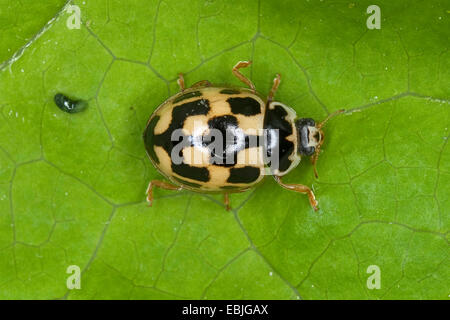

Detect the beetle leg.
xmin=267 ymin=73 xmax=281 ymax=103
xmin=177 ymin=73 xmax=185 ymax=92
xmin=232 ymin=61 xmax=255 ymax=92
xmin=191 ymin=80 xmax=212 ymax=88
xmin=146 ymin=180 xmax=182 ymax=206
xmin=223 ymin=193 xmax=231 ymax=211
xmin=273 ymin=175 xmax=318 ymax=211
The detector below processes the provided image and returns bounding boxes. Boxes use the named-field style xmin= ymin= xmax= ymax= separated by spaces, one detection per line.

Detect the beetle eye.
xmin=313 ymin=132 xmax=320 ymax=142
xmin=303 ymin=146 xmax=315 ymax=156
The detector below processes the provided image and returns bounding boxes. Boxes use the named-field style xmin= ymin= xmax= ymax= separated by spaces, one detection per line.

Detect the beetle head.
xmin=296 ymin=118 xmax=321 ymax=157
xmin=295 ymin=109 xmax=345 ymax=178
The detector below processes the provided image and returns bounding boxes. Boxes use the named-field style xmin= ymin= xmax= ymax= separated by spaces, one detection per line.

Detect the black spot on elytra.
xmin=228 ymin=97 xmax=261 ymax=116
xmin=264 ymin=103 xmax=294 ymax=173
xmin=203 ymin=115 xmax=240 ymax=167
xmin=220 ymin=88 xmax=240 ymax=95
xmin=172 ymin=163 xmax=209 ymax=182
xmin=207 ymin=115 xmax=239 ymax=132
xmin=202 ymin=115 xmax=261 ymax=167
xmin=143 ymin=116 xmax=160 ymax=164
xmin=227 ymin=166 xmax=260 ymax=184
xmin=173 ymin=90 xmax=202 ymax=104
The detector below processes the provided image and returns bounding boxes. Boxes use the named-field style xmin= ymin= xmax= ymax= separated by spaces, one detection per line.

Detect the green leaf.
xmin=0 ymin=0 xmax=67 ymax=65
xmin=0 ymin=0 xmax=448 ymax=299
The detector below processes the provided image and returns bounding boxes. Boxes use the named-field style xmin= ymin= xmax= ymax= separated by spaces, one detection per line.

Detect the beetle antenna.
xmin=311 ymin=109 xmax=345 ymax=178
xmin=317 ymin=109 xmax=345 ymax=129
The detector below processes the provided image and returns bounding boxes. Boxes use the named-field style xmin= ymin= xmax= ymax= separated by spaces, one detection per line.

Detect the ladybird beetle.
xmin=143 ymin=61 xmax=343 ymax=211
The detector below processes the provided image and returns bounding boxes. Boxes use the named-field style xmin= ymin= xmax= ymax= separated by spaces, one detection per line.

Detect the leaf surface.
xmin=0 ymin=0 xmax=448 ymax=299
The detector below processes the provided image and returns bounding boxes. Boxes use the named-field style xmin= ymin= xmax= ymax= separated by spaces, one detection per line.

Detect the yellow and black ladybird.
xmin=143 ymin=61 xmax=343 ymax=211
